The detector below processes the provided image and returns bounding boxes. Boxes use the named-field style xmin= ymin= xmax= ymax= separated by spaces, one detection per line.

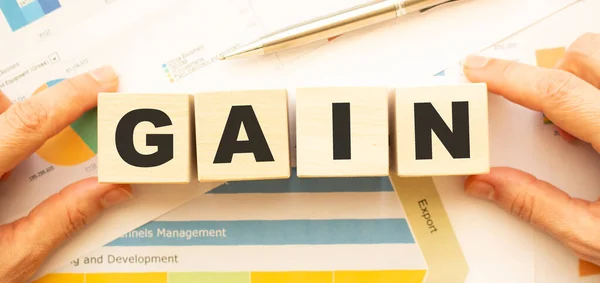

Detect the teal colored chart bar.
xmin=0 ymin=0 xmax=61 ymax=31
xmin=0 ymin=0 xmax=27 ymax=31
xmin=106 ymin=219 xmax=414 ymax=246
xmin=20 ymin=1 xmax=44 ymax=23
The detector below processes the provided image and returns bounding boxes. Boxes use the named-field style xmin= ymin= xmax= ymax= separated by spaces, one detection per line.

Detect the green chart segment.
xmin=35 ymin=79 xmax=98 ymax=166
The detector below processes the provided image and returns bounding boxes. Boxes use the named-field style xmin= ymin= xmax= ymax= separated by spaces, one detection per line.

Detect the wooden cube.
xmin=295 ymin=86 xmax=389 ymax=177
xmin=391 ymin=83 xmax=489 ymax=176
xmin=97 ymin=93 xmax=194 ymax=183
xmin=194 ymin=89 xmax=291 ymax=181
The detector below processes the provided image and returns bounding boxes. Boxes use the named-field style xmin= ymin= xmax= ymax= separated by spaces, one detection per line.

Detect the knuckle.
xmin=63 ymin=206 xmax=88 ymax=239
xmin=536 ymin=71 xmax=577 ymax=101
xmin=3 ymin=100 xmax=48 ymax=134
xmin=62 ymin=76 xmax=96 ymax=99
xmin=566 ymin=32 xmax=600 ymax=59
xmin=56 ymin=191 xmax=89 ymax=239
xmin=501 ymin=60 xmax=519 ymax=79
xmin=566 ymin=234 xmax=600 ymax=263
xmin=509 ymin=190 xmax=536 ymax=223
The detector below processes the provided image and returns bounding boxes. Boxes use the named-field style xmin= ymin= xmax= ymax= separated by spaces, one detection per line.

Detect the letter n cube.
xmin=392 ymin=83 xmax=490 ymax=176
xmin=194 ymin=89 xmax=291 ymax=182
xmin=97 ymin=93 xmax=194 ymax=183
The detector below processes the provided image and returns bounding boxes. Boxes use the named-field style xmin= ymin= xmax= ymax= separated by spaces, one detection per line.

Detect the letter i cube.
xmin=97 ymin=93 xmax=194 ymax=183
xmin=295 ymin=87 xmax=389 ymax=177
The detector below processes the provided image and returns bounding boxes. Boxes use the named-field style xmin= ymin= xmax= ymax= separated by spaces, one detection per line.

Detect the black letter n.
xmin=213 ymin=105 xmax=275 ymax=164
xmin=414 ymin=101 xmax=470 ymax=160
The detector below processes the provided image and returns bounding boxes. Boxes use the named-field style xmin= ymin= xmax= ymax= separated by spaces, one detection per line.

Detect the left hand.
xmin=0 ymin=66 xmax=133 ymax=283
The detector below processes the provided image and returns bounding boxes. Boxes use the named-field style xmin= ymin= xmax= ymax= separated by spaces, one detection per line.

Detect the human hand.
xmin=461 ymin=32 xmax=600 ymax=266
xmin=0 ymin=66 xmax=133 ymax=283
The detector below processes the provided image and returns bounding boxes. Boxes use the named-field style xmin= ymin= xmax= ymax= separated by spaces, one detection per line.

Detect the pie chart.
xmin=34 ymin=79 xmax=97 ymax=166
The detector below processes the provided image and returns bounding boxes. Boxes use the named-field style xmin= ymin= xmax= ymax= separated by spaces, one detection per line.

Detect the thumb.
xmin=0 ymin=177 xmax=132 ymax=283
xmin=464 ymin=167 xmax=600 ymax=264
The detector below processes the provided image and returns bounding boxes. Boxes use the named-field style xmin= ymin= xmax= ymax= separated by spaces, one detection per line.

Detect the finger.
xmin=0 ymin=90 xmax=12 ymax=114
xmin=464 ymin=167 xmax=600 ymax=263
xmin=555 ymin=32 xmax=600 ymax=89
xmin=463 ymin=55 xmax=600 ymax=149
xmin=0 ymin=178 xmax=132 ymax=283
xmin=0 ymin=66 xmax=118 ymax=175
xmin=0 ymin=91 xmax=12 ymax=179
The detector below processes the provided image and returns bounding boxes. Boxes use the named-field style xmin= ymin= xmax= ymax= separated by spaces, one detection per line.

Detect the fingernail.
xmin=466 ymin=180 xmax=495 ymax=200
xmin=101 ymin=185 xmax=133 ymax=208
xmin=89 ymin=66 xmax=117 ymax=89
xmin=464 ymin=54 xmax=490 ymax=69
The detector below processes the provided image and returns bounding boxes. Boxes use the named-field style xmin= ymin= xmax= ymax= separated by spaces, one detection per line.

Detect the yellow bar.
xmin=535 ymin=46 xmax=565 ymax=68
xmin=86 ymin=272 xmax=167 ymax=283
xmin=33 ymin=273 xmax=84 ymax=283
xmin=334 ymin=270 xmax=426 ymax=283
xmin=251 ymin=271 xmax=332 ymax=283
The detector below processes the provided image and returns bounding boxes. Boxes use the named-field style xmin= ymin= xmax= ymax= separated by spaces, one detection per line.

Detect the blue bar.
xmin=107 ymin=219 xmax=414 ymax=246
xmin=20 ymin=1 xmax=44 ymax=23
xmin=46 ymin=78 xmax=62 ymax=87
xmin=37 ymin=0 xmax=60 ymax=14
xmin=207 ymin=168 xmax=393 ymax=194
xmin=0 ymin=0 xmax=27 ymax=31
xmin=434 ymin=70 xmax=445 ymax=76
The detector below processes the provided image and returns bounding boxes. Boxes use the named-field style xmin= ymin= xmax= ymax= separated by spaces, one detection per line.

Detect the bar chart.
xmin=0 ymin=0 xmax=61 ymax=31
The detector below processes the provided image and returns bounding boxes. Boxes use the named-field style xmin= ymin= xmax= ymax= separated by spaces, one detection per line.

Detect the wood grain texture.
xmin=194 ymin=89 xmax=290 ymax=182
xmin=97 ymin=93 xmax=194 ymax=183
xmin=392 ymin=83 xmax=489 ymax=176
xmin=295 ymin=87 xmax=389 ymax=177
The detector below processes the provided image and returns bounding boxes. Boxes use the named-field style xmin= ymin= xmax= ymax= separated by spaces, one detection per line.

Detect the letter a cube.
xmin=295 ymin=87 xmax=389 ymax=177
xmin=97 ymin=93 xmax=194 ymax=183
xmin=392 ymin=83 xmax=490 ymax=176
xmin=194 ymin=89 xmax=291 ymax=182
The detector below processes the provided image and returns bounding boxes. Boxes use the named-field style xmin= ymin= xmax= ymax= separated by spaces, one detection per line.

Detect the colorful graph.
xmin=34 ymin=79 xmax=97 ymax=166
xmin=0 ymin=0 xmax=61 ymax=31
xmin=35 ymin=270 xmax=427 ymax=283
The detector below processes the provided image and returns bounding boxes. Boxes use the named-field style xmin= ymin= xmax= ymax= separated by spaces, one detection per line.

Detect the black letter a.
xmin=414 ymin=101 xmax=470 ymax=160
xmin=213 ymin=105 xmax=275 ymax=163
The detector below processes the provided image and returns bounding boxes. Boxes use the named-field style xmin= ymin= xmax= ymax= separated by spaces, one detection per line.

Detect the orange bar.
xmin=580 ymin=260 xmax=600 ymax=276
xmin=535 ymin=47 xmax=565 ymax=68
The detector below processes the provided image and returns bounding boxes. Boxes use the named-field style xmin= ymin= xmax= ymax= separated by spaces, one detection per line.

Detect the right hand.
xmin=462 ymin=32 xmax=600 ymax=266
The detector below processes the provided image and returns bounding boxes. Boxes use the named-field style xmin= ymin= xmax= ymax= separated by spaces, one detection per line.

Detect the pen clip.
xmin=418 ymin=0 xmax=462 ymax=13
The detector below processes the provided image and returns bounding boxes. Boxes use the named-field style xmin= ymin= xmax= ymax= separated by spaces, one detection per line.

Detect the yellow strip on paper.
xmin=334 ymin=270 xmax=426 ymax=283
xmin=86 ymin=272 xmax=167 ymax=283
xmin=389 ymin=174 xmax=468 ymax=283
xmin=251 ymin=271 xmax=332 ymax=283
xmin=33 ymin=273 xmax=84 ymax=283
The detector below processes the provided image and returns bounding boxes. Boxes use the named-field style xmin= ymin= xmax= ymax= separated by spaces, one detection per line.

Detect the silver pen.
xmin=219 ymin=0 xmax=459 ymax=60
